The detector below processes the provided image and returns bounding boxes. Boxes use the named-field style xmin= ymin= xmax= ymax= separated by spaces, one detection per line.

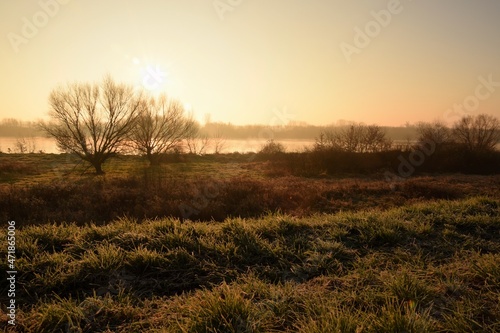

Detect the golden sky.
xmin=1 ymin=0 xmax=500 ymax=126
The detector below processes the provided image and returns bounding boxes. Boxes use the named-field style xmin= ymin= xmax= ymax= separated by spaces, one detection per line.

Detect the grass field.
xmin=1 ymin=153 xmax=499 ymax=225
xmin=1 ymin=153 xmax=499 ymax=332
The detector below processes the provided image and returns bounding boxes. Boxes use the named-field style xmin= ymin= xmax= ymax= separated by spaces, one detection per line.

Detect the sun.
xmin=125 ymin=55 xmax=189 ymax=108
xmin=127 ymin=55 xmax=171 ymax=94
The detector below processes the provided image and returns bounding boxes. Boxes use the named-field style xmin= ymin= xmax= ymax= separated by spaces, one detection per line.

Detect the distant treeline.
xmin=188 ymin=122 xmax=418 ymax=141
xmin=0 ymin=117 xmax=418 ymax=141
xmin=0 ymin=118 xmax=45 ymax=137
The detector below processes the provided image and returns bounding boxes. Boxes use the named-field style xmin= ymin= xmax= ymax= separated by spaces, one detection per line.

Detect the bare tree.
xmin=129 ymin=94 xmax=198 ymax=164
xmin=14 ymin=138 xmax=28 ymax=154
xmin=452 ymin=114 xmax=500 ymax=152
xmin=315 ymin=124 xmax=392 ymax=153
xmin=416 ymin=121 xmax=453 ymax=149
xmin=361 ymin=125 xmax=393 ymax=152
xmin=14 ymin=137 xmax=37 ymax=154
xmin=212 ymin=130 xmax=226 ymax=154
xmin=186 ymin=132 xmax=210 ymax=155
xmin=40 ymin=76 xmax=142 ymax=174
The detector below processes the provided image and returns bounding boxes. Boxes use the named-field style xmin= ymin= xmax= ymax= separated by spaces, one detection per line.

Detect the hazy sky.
xmin=1 ymin=0 xmax=500 ymax=126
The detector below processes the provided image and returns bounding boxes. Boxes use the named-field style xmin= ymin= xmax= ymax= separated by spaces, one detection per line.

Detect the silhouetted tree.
xmin=315 ymin=124 xmax=392 ymax=153
xmin=361 ymin=125 xmax=393 ymax=152
xmin=41 ymin=76 xmax=142 ymax=174
xmin=416 ymin=121 xmax=453 ymax=150
xmin=129 ymin=94 xmax=197 ymax=164
xmin=452 ymin=114 xmax=500 ymax=152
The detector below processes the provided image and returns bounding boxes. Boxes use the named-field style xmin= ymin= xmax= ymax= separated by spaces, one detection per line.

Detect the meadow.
xmin=0 ymin=152 xmax=499 ymax=332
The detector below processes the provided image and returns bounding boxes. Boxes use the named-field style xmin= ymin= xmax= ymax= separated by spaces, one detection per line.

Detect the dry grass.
xmin=1 ymin=153 xmax=499 ymax=331
xmin=0 ymin=197 xmax=499 ymax=332
xmin=1 ymin=169 xmax=499 ymax=226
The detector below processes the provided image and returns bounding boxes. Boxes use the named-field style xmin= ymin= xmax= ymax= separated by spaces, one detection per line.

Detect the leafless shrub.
xmin=186 ymin=134 xmax=210 ymax=155
xmin=258 ymin=139 xmax=286 ymax=155
xmin=452 ymin=114 xmax=500 ymax=152
xmin=315 ymin=124 xmax=392 ymax=153
xmin=212 ymin=131 xmax=226 ymax=154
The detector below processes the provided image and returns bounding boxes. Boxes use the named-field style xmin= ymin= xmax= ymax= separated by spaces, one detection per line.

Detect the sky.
xmin=1 ymin=0 xmax=500 ymax=127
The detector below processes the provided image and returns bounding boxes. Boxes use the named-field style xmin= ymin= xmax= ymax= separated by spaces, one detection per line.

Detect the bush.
xmin=315 ymin=124 xmax=392 ymax=153
xmin=257 ymin=140 xmax=286 ymax=161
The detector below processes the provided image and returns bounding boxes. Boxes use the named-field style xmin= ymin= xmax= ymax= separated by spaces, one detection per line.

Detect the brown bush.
xmin=0 ymin=159 xmax=38 ymax=176
xmin=1 ymin=161 xmax=498 ymax=226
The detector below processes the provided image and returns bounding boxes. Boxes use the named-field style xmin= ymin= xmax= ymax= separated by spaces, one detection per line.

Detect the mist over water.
xmin=0 ymin=137 xmax=56 ymax=154
xmin=0 ymin=137 xmax=315 ymax=154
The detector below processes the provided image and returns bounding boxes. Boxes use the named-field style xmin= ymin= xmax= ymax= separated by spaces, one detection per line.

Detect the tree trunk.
xmin=93 ymin=162 xmax=105 ymax=175
xmin=147 ymin=152 xmax=160 ymax=166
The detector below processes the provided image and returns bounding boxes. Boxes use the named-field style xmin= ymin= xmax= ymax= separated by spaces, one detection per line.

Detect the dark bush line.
xmin=0 ymin=160 xmax=39 ymax=176
xmin=260 ymin=149 xmax=500 ymax=176
xmin=0 ymin=176 xmax=287 ymax=225
xmin=3 ymin=172 xmax=498 ymax=226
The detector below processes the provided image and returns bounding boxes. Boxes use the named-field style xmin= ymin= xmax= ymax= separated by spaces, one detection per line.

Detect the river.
xmin=0 ymin=137 xmax=314 ymax=154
